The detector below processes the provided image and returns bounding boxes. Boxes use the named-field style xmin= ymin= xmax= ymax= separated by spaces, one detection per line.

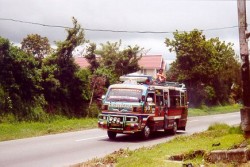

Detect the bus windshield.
xmin=106 ymin=88 xmax=143 ymax=102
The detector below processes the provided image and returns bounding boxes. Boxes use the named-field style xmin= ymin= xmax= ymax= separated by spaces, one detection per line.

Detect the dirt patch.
xmin=205 ymin=148 xmax=250 ymax=164
xmin=169 ymin=150 xmax=206 ymax=161
xmin=168 ymin=143 xmax=250 ymax=166
xmin=75 ymin=148 xmax=130 ymax=167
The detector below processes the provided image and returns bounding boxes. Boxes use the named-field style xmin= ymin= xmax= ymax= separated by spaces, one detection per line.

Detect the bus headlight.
xmin=117 ymin=117 xmax=121 ymax=123
xmin=109 ymin=117 xmax=113 ymax=122
xmin=102 ymin=105 xmax=108 ymax=110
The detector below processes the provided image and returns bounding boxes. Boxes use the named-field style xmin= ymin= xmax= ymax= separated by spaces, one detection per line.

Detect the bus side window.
xmin=156 ymin=96 xmax=163 ymax=106
xmin=169 ymin=90 xmax=181 ymax=108
xmin=181 ymin=93 xmax=185 ymax=106
xmin=170 ymin=96 xmax=176 ymax=107
xmin=164 ymin=93 xmax=168 ymax=107
xmin=176 ymin=97 xmax=180 ymax=107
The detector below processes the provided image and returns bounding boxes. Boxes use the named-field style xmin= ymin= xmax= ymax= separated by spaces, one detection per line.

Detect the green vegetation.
xmin=0 ymin=104 xmax=240 ymax=141
xmin=188 ymin=103 xmax=241 ymax=117
xmin=0 ymin=17 xmax=243 ymax=147
xmin=0 ymin=17 xmax=143 ymax=121
xmin=82 ymin=124 xmax=247 ymax=167
xmin=0 ymin=117 xmax=97 ymax=141
xmin=165 ymin=29 xmax=241 ymax=107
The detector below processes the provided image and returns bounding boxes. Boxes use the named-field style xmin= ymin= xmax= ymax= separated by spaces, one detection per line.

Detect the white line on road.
xmin=75 ymin=135 xmax=107 ymax=142
xmin=188 ymin=120 xmax=199 ymax=122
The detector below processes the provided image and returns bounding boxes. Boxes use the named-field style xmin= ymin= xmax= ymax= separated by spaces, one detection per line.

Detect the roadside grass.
xmin=188 ymin=103 xmax=241 ymax=117
xmin=0 ymin=117 xmax=97 ymax=141
xmin=0 ymin=104 xmax=241 ymax=142
xmin=82 ymin=124 xmax=247 ymax=167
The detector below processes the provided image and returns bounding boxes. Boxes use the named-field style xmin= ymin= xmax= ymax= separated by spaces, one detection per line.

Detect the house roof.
xmin=74 ymin=55 xmax=164 ymax=69
xmin=74 ymin=57 xmax=90 ymax=68
xmin=138 ymin=55 xmax=164 ymax=69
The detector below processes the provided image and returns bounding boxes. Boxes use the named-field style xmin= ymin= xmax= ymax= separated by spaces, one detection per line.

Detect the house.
xmin=137 ymin=55 xmax=166 ymax=78
xmin=74 ymin=57 xmax=90 ymax=68
xmin=74 ymin=55 xmax=166 ymax=78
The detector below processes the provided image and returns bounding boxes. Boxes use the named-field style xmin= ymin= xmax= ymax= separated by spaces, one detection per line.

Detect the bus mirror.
xmin=141 ymin=95 xmax=145 ymax=101
xmin=147 ymin=97 xmax=153 ymax=103
xmin=101 ymin=95 xmax=106 ymax=100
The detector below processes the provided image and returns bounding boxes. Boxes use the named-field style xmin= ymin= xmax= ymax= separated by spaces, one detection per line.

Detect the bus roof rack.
xmin=154 ymin=81 xmax=185 ymax=88
xmin=119 ymin=74 xmax=153 ymax=84
xmin=120 ymin=74 xmax=185 ymax=88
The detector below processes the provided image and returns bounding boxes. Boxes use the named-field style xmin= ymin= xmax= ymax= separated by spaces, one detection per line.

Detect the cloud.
xmin=0 ymin=0 xmax=249 ymax=58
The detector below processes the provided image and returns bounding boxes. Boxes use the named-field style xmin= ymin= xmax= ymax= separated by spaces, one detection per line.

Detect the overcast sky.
xmin=0 ymin=0 xmax=249 ymax=60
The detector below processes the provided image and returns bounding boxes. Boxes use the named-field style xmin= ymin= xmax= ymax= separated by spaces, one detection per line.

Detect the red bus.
xmin=98 ymin=76 xmax=188 ymax=140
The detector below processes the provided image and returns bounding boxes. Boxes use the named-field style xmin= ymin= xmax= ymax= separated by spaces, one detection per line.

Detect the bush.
xmin=26 ymin=106 xmax=50 ymax=122
xmin=208 ymin=123 xmax=230 ymax=131
xmin=0 ymin=113 xmax=17 ymax=123
xmin=228 ymin=126 xmax=243 ymax=134
xmin=87 ymin=103 xmax=101 ymax=118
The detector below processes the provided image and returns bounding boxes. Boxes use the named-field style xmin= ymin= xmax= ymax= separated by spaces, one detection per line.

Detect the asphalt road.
xmin=0 ymin=112 xmax=240 ymax=167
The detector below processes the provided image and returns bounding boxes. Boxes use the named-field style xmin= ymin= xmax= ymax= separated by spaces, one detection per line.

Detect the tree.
xmin=98 ymin=41 xmax=142 ymax=79
xmin=165 ymin=29 xmax=241 ymax=106
xmin=83 ymin=41 xmax=142 ymax=113
xmin=21 ymin=34 xmax=51 ymax=62
xmin=41 ymin=17 xmax=91 ymax=116
xmin=84 ymin=43 xmax=100 ymax=73
xmin=0 ymin=36 xmax=44 ymax=120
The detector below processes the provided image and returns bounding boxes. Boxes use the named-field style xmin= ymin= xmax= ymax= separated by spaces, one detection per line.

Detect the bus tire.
xmin=141 ymin=125 xmax=151 ymax=140
xmin=107 ymin=131 xmax=117 ymax=140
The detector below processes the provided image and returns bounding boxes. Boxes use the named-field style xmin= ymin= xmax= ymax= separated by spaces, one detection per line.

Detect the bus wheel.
xmin=141 ymin=125 xmax=150 ymax=140
xmin=107 ymin=131 xmax=117 ymax=140
xmin=170 ymin=121 xmax=177 ymax=135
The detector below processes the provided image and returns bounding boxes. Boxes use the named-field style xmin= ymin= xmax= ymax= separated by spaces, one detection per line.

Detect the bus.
xmin=98 ymin=75 xmax=188 ymax=140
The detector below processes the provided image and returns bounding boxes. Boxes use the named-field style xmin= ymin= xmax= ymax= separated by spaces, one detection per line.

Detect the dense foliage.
xmin=0 ymin=37 xmax=44 ymax=121
xmin=0 ymin=18 xmax=143 ymax=121
xmin=84 ymin=40 xmax=143 ymax=109
xmin=98 ymin=41 xmax=142 ymax=78
xmin=0 ymin=20 xmax=242 ymax=121
xmin=0 ymin=18 xmax=92 ymax=121
xmin=42 ymin=17 xmax=90 ymax=117
xmin=165 ymin=29 xmax=241 ymax=107
xmin=21 ymin=34 xmax=51 ymax=64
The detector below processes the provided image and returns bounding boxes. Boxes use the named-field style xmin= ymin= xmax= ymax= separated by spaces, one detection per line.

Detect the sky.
xmin=0 ymin=0 xmax=249 ymax=62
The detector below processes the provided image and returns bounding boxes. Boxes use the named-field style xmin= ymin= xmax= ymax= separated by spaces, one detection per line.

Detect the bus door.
xmin=169 ymin=90 xmax=181 ymax=109
xmin=145 ymin=91 xmax=155 ymax=114
xmin=180 ymin=91 xmax=188 ymax=124
xmin=155 ymin=89 xmax=164 ymax=116
xmin=163 ymin=91 xmax=169 ymax=111
xmin=163 ymin=91 xmax=169 ymax=129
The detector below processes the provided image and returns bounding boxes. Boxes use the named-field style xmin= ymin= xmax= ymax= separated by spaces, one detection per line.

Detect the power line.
xmin=0 ymin=18 xmax=72 ymax=29
xmin=0 ymin=17 xmax=245 ymax=34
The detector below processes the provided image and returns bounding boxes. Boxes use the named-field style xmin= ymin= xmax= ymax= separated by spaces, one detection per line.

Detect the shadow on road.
xmin=99 ymin=131 xmax=186 ymax=143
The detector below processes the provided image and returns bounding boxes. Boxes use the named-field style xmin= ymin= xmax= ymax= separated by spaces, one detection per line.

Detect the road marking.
xmin=188 ymin=120 xmax=199 ymax=122
xmin=75 ymin=135 xmax=107 ymax=142
xmin=212 ymin=114 xmax=239 ymax=119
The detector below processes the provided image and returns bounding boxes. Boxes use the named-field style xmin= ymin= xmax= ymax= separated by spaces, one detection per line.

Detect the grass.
xmin=82 ymin=123 xmax=247 ymax=167
xmin=0 ymin=117 xmax=98 ymax=141
xmin=0 ymin=104 xmax=241 ymax=141
xmin=188 ymin=103 xmax=241 ymax=117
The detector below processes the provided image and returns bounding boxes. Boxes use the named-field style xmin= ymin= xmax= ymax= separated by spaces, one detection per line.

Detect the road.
xmin=0 ymin=112 xmax=240 ymax=167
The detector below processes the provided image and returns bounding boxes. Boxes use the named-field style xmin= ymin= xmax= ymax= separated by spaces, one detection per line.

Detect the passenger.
xmin=156 ymin=69 xmax=166 ymax=83
xmin=145 ymin=78 xmax=151 ymax=85
xmin=164 ymin=93 xmax=168 ymax=106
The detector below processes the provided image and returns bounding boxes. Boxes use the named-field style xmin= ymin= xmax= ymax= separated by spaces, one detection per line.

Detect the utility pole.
xmin=238 ymin=0 xmax=250 ymax=136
